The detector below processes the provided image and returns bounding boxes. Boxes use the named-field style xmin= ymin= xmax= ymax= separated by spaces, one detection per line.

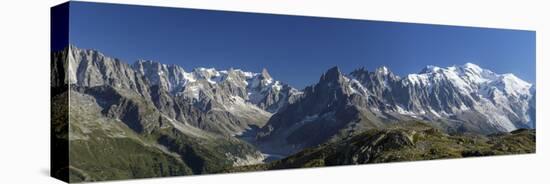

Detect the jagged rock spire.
xmin=320 ymin=66 xmax=343 ymax=82
xmin=261 ymin=68 xmax=272 ymax=80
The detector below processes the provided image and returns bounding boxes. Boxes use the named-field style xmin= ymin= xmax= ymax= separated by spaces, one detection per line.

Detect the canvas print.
xmin=51 ymin=1 xmax=536 ymax=183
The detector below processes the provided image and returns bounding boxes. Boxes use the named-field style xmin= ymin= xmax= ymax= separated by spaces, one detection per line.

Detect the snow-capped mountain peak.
xmin=493 ymin=73 xmax=532 ymax=97
xmin=419 ymin=65 xmax=442 ymax=74
xmin=462 ymin=62 xmax=483 ymax=73
xmin=376 ymin=66 xmax=390 ymax=75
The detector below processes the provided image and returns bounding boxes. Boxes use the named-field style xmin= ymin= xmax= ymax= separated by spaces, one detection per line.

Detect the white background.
xmin=0 ymin=0 xmax=548 ymax=183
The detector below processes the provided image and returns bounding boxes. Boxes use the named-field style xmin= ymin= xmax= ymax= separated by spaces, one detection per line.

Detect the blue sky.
xmin=68 ymin=2 xmax=535 ymax=89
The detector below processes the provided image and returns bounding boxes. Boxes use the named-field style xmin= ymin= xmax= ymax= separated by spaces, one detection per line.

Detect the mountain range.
xmin=257 ymin=62 xmax=535 ymax=155
xmin=52 ymin=45 xmax=536 ymax=182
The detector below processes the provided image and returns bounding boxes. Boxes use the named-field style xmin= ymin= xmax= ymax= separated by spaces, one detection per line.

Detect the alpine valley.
xmin=51 ymin=45 xmax=536 ymax=182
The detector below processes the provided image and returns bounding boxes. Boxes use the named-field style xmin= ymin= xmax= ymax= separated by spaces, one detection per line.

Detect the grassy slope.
xmin=51 ymin=90 xmax=69 ymax=181
xmin=69 ymin=137 xmax=193 ymax=182
xmin=68 ymin=91 xmax=192 ymax=182
xmin=67 ymin=90 xmax=260 ymax=182
xmin=227 ymin=122 xmax=535 ymax=172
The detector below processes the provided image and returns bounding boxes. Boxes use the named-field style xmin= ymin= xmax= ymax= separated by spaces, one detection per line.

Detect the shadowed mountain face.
xmin=256 ymin=67 xmax=379 ymax=155
xmin=53 ymin=45 xmax=535 ymax=182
